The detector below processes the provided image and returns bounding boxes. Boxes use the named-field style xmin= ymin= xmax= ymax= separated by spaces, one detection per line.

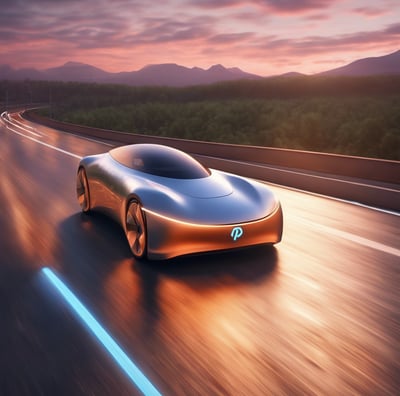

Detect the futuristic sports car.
xmin=76 ymin=144 xmax=283 ymax=260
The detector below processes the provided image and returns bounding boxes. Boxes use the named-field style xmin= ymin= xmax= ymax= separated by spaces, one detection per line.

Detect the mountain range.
xmin=1 ymin=50 xmax=399 ymax=86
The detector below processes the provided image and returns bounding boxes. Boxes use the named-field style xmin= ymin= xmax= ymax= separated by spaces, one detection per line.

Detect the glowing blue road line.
xmin=41 ymin=267 xmax=162 ymax=396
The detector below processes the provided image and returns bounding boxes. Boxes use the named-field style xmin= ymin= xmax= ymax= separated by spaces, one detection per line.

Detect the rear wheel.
xmin=76 ymin=167 xmax=90 ymax=213
xmin=125 ymin=200 xmax=147 ymax=259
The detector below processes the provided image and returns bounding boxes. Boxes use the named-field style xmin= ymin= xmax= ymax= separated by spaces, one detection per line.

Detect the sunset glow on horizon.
xmin=0 ymin=0 xmax=399 ymax=76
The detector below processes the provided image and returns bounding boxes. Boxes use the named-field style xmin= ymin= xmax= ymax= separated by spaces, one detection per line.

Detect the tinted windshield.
xmin=109 ymin=144 xmax=210 ymax=179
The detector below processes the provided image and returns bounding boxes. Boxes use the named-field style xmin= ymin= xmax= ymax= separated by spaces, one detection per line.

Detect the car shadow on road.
xmin=133 ymin=244 xmax=279 ymax=327
xmin=53 ymin=212 xmax=133 ymax=294
xmin=58 ymin=210 xmax=280 ymax=288
xmin=137 ymin=244 xmax=279 ymax=287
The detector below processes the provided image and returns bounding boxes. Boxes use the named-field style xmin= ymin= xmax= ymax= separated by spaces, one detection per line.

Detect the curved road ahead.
xmin=1 ymin=111 xmax=399 ymax=395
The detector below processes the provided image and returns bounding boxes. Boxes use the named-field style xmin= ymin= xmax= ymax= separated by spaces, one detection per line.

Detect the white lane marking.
xmin=17 ymin=111 xmax=114 ymax=147
xmin=12 ymin=118 xmax=43 ymax=137
xmin=3 ymin=122 xmax=82 ymax=160
xmin=41 ymin=268 xmax=162 ymax=396
xmin=9 ymin=111 xmax=112 ymax=148
xmin=2 ymin=111 xmax=43 ymax=137
xmin=0 ymin=111 xmax=11 ymax=126
xmin=292 ymin=216 xmax=400 ymax=257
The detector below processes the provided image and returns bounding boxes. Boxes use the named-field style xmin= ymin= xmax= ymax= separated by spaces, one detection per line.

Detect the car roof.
xmin=109 ymin=144 xmax=210 ymax=179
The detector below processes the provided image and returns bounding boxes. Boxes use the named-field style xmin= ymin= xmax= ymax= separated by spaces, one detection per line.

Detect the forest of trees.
xmin=1 ymin=75 xmax=399 ymax=160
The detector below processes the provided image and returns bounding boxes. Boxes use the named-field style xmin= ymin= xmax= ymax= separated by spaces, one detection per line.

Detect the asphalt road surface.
xmin=1 ymin=112 xmax=399 ymax=395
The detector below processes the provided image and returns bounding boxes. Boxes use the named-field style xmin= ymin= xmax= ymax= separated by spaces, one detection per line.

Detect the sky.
xmin=0 ymin=0 xmax=399 ymax=76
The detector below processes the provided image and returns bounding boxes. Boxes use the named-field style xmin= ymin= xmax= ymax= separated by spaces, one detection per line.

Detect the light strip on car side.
xmin=41 ymin=267 xmax=162 ymax=396
xmin=143 ymin=202 xmax=281 ymax=228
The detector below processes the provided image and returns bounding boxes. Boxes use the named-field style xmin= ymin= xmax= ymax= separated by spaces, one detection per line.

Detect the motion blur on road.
xmin=1 ymin=111 xmax=399 ymax=395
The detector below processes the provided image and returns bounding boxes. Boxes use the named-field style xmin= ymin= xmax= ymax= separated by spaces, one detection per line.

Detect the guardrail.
xmin=23 ymin=110 xmax=399 ymax=211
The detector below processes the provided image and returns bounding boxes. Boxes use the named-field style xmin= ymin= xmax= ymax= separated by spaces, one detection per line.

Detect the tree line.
xmin=1 ymin=76 xmax=399 ymax=160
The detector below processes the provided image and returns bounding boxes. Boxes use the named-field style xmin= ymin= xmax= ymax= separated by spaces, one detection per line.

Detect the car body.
xmin=76 ymin=143 xmax=283 ymax=260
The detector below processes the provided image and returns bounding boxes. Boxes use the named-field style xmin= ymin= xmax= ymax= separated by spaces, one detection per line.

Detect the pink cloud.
xmin=304 ymin=13 xmax=331 ymax=21
xmin=351 ymin=7 xmax=389 ymax=17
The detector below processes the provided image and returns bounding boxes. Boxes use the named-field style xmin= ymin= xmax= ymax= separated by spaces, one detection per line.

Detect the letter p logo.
xmin=231 ymin=226 xmax=243 ymax=241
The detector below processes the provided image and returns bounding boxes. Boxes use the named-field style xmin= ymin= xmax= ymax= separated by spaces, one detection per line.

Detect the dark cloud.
xmin=0 ymin=1 xmax=142 ymax=32
xmin=0 ymin=1 xmax=215 ymax=49
xmin=189 ymin=0 xmax=240 ymax=8
xmin=385 ymin=22 xmax=400 ymax=35
xmin=190 ymin=0 xmax=337 ymax=12
xmin=0 ymin=0 xmax=147 ymax=49
xmin=257 ymin=0 xmax=335 ymax=12
xmin=208 ymin=32 xmax=255 ymax=44
xmin=252 ymin=23 xmax=400 ymax=56
xmin=119 ymin=16 xmax=215 ymax=46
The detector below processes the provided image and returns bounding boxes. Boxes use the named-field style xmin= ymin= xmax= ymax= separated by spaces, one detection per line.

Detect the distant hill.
xmin=1 ymin=50 xmax=399 ymax=85
xmin=0 ymin=64 xmax=43 ymax=80
xmin=276 ymin=72 xmax=307 ymax=78
xmin=320 ymin=50 xmax=400 ymax=76
xmin=45 ymin=61 xmax=111 ymax=82
xmin=0 ymin=61 xmax=261 ymax=86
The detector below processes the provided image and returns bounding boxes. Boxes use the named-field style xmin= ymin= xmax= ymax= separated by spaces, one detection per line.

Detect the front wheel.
xmin=76 ymin=167 xmax=90 ymax=213
xmin=125 ymin=200 xmax=147 ymax=259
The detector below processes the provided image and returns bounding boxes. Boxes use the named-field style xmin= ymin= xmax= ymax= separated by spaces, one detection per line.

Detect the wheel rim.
xmin=77 ymin=168 xmax=90 ymax=212
xmin=126 ymin=201 xmax=146 ymax=258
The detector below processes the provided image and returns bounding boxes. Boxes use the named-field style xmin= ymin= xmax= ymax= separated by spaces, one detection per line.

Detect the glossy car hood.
xmin=139 ymin=169 xmax=279 ymax=224
xmin=167 ymin=172 xmax=233 ymax=198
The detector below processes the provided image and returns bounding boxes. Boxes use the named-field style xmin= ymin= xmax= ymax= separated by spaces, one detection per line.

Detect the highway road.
xmin=1 ymin=111 xmax=399 ymax=395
